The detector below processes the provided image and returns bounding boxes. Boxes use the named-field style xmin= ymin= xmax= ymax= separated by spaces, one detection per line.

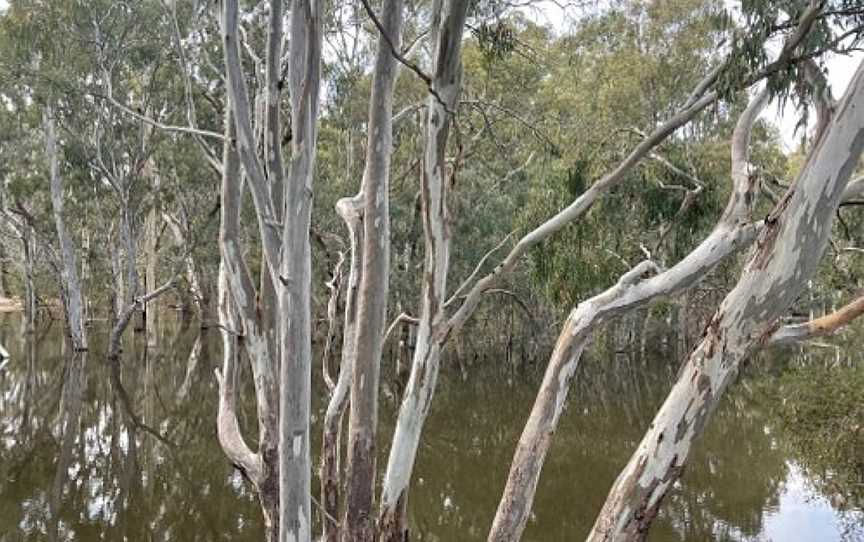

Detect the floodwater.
xmin=0 ymin=313 xmax=862 ymax=541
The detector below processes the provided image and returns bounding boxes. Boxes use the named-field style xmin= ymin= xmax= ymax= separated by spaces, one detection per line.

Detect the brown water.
xmin=1 ymin=313 xmax=862 ymax=541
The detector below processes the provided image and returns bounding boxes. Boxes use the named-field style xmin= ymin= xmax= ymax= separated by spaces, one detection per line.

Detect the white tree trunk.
xmin=143 ymin=167 xmax=160 ymax=347
xmin=378 ymin=1 xmax=469 ymax=538
xmin=220 ymin=2 xmax=322 ymax=540
xmin=216 ymin=97 xmax=280 ymax=541
xmin=278 ymin=2 xmax=322 ymax=540
xmin=588 ymin=58 xmax=864 ymax=542
xmin=44 ymin=104 xmax=87 ymax=351
xmin=487 ymin=88 xmax=771 ymax=542
xmin=321 ymin=196 xmax=362 ymax=542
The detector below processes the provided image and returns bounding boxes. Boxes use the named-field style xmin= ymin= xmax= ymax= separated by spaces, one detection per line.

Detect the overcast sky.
xmin=527 ymin=0 xmax=863 ymax=150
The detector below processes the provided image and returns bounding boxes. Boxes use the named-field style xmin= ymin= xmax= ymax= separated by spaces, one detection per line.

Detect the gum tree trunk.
xmin=340 ymin=0 xmax=403 ymax=540
xmin=320 ymin=195 xmax=362 ymax=542
xmin=378 ymin=1 xmax=470 ymax=538
xmin=219 ymin=1 xmax=322 ymax=540
xmin=588 ymin=58 xmax=864 ymax=542
xmin=44 ymin=104 xmax=87 ymax=350
xmin=215 ymin=100 xmax=280 ymax=541
xmin=487 ymin=88 xmax=771 ymax=542
xmin=278 ymin=2 xmax=322 ymax=539
xmin=143 ymin=157 xmax=160 ymax=347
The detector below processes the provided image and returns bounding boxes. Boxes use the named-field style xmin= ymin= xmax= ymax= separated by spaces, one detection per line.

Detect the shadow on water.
xmin=0 ymin=313 xmax=862 ymax=541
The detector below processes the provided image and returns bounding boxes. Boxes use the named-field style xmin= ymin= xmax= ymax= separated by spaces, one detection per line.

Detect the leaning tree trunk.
xmin=340 ymin=0 xmax=403 ymax=540
xmin=378 ymin=1 xmax=469 ymax=539
xmin=588 ymin=58 xmax=864 ymax=542
xmin=44 ymin=104 xmax=87 ymax=351
xmin=487 ymin=88 xmax=771 ymax=542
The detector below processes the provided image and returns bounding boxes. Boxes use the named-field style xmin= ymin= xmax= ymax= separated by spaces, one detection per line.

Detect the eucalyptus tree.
xmin=215 ymin=0 xmax=324 ymax=540
xmin=5 ymin=1 xmax=864 ymax=541
xmin=0 ymin=0 xmax=195 ymax=352
xmin=337 ymin=0 xmax=403 ymax=539
xmin=588 ymin=59 xmax=864 ymax=541
xmin=44 ymin=105 xmax=87 ymax=350
xmin=473 ymin=2 xmax=864 ymax=540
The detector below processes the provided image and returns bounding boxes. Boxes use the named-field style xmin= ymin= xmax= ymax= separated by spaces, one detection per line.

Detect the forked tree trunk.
xmin=215 ymin=98 xmax=280 ymax=541
xmin=341 ymin=0 xmax=403 ymax=540
xmin=487 ymin=88 xmax=771 ymax=542
xmin=220 ymin=1 xmax=322 ymax=540
xmin=320 ymin=196 xmax=362 ymax=542
xmin=378 ymin=1 xmax=470 ymax=539
xmin=44 ymin=104 xmax=87 ymax=351
xmin=588 ymin=58 xmax=864 ymax=542
xmin=442 ymin=0 xmax=824 ymax=343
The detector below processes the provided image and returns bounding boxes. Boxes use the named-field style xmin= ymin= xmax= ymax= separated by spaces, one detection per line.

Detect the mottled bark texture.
xmin=444 ymin=0 xmax=823 ymax=340
xmin=278 ymin=2 xmax=322 ymax=540
xmin=588 ymin=58 xmax=864 ymax=542
xmin=378 ymin=1 xmax=470 ymax=539
xmin=320 ymin=196 xmax=362 ymax=542
xmin=219 ymin=1 xmax=322 ymax=540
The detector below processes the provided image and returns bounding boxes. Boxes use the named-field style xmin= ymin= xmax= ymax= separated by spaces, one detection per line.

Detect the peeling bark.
xmin=769 ymin=291 xmax=864 ymax=345
xmin=588 ymin=58 xmax=864 ymax=542
xmin=378 ymin=1 xmax=470 ymax=539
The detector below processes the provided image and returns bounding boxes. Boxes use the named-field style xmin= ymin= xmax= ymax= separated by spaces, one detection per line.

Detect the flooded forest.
xmin=1 ymin=0 xmax=864 ymax=541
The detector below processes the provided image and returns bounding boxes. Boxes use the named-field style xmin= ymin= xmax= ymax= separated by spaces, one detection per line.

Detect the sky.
xmin=526 ymin=0 xmax=863 ymax=150
xmin=772 ymin=52 xmax=863 ymax=150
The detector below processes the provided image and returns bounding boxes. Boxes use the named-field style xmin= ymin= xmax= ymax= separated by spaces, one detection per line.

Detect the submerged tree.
xmin=3 ymin=0 xmax=864 ymax=541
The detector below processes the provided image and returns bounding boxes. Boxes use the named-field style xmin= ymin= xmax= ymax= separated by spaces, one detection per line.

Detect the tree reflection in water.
xmin=0 ymin=314 xmax=861 ymax=541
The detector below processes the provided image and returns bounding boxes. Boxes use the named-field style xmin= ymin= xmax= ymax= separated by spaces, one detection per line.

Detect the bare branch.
xmin=769 ymin=292 xmax=864 ymax=346
xmin=96 ymin=93 xmax=224 ymax=140
xmin=383 ymin=312 xmax=419 ymax=346
xmin=445 ymin=231 xmax=515 ymax=308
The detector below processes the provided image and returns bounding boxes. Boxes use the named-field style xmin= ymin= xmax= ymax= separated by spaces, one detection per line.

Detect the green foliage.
xmin=502 ymin=0 xmax=750 ymax=306
xmin=474 ymin=21 xmax=517 ymax=62
xmin=718 ymin=0 xmax=864 ymax=118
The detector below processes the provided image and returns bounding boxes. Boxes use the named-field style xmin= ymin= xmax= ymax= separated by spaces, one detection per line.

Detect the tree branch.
xmin=769 ymin=292 xmax=864 ymax=346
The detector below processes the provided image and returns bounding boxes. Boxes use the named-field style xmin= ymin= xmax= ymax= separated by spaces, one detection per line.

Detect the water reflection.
xmin=0 ymin=314 xmax=861 ymax=541
xmin=0 ymin=315 xmax=264 ymax=541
